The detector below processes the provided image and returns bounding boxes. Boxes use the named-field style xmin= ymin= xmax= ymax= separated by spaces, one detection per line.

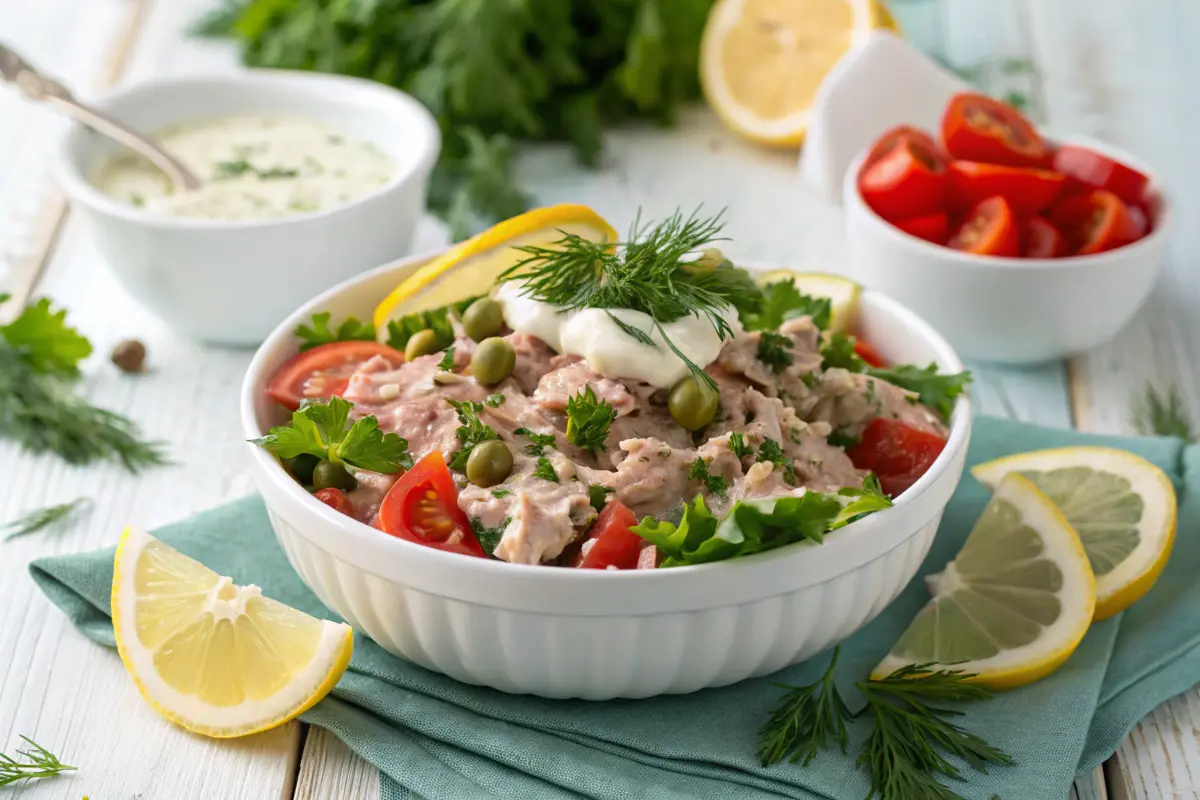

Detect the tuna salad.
xmin=255 ymin=211 xmax=970 ymax=570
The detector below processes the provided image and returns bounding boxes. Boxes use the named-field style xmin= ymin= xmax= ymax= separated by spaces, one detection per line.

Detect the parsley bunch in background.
xmin=194 ymin=0 xmax=715 ymax=238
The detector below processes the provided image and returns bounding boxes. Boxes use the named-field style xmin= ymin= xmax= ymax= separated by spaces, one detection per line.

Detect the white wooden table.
xmin=0 ymin=0 xmax=1195 ymax=797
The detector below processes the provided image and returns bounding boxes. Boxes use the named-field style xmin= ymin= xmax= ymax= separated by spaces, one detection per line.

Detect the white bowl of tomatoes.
xmin=842 ymin=91 xmax=1170 ymax=365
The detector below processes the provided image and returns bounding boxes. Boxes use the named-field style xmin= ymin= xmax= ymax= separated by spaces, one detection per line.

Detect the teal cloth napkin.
xmin=29 ymin=416 xmax=1200 ymax=800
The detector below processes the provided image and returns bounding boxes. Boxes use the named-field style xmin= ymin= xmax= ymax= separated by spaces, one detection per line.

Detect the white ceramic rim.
xmin=54 ymin=69 xmax=441 ymax=232
xmin=238 ymin=252 xmax=971 ymax=613
xmin=843 ymin=133 xmax=1173 ymax=270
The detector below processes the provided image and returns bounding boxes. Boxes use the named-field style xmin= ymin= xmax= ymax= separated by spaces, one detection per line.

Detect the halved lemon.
xmin=972 ymin=447 xmax=1177 ymax=621
xmin=112 ymin=529 xmax=353 ymax=738
xmin=373 ymin=204 xmax=618 ymax=331
xmin=700 ymin=0 xmax=898 ymax=147
xmin=756 ymin=270 xmax=861 ymax=333
xmin=873 ymin=474 xmax=1096 ymax=690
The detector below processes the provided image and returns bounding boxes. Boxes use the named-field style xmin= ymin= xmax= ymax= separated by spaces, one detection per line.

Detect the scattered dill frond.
xmin=3 ymin=497 xmax=90 ymax=541
xmin=758 ymin=646 xmax=852 ymax=767
xmin=1131 ymin=384 xmax=1196 ymax=442
xmin=0 ymin=736 xmax=76 ymax=787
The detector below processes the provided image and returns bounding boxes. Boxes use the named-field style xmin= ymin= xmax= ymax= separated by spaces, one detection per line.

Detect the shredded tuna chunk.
xmin=809 ymin=368 xmax=946 ymax=438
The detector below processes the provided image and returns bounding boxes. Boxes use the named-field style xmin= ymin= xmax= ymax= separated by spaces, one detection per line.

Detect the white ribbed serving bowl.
xmin=241 ymin=253 xmax=973 ymax=700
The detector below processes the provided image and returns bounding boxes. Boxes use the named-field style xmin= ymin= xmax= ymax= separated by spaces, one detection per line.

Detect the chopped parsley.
xmin=436 ymin=346 xmax=456 ymax=371
xmin=486 ymin=393 xmax=506 ymax=407
xmin=252 ymin=396 xmax=412 ymax=473
xmin=294 ymin=311 xmax=376 ymax=351
xmin=491 ymin=489 xmax=511 ymax=499
xmin=819 ymin=332 xmax=863 ymax=371
xmin=756 ymin=331 xmax=794 ymax=373
xmin=741 ymin=279 xmax=832 ymax=332
xmin=565 ymin=386 xmax=618 ymax=453
xmin=728 ymin=432 xmax=754 ymax=460
xmin=445 ymin=399 xmax=498 ymax=471
xmin=588 ymin=484 xmax=614 ymax=512
xmin=688 ymin=458 xmax=729 ymax=495
xmin=514 ymin=427 xmax=558 ymax=456
xmin=757 ymin=437 xmax=796 ymax=486
xmin=471 ymin=517 xmax=509 ymax=554
xmin=534 ymin=456 xmax=559 ymax=482
xmin=828 ymin=428 xmax=861 ymax=450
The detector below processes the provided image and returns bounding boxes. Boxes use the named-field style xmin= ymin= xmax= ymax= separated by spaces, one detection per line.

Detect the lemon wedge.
xmin=972 ymin=447 xmax=1177 ymax=621
xmin=112 ymin=528 xmax=353 ymax=738
xmin=874 ymin=474 xmax=1096 ymax=690
xmin=700 ymin=0 xmax=898 ymax=147
xmin=373 ymin=204 xmax=618 ymax=331
xmin=757 ymin=270 xmax=861 ymax=333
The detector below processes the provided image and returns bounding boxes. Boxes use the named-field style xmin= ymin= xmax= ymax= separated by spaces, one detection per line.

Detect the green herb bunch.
xmin=195 ymin=0 xmax=715 ymax=238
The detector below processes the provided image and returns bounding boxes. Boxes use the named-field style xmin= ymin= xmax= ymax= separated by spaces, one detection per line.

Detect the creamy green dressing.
xmin=92 ymin=115 xmax=396 ymax=220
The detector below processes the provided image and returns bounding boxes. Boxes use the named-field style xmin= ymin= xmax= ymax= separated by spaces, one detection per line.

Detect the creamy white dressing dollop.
xmin=495 ymin=281 xmax=740 ymax=388
xmin=92 ymin=115 xmax=396 ymax=220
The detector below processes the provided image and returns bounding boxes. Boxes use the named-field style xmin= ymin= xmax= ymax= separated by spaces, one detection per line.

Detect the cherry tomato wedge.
xmin=377 ymin=451 xmax=485 ymax=558
xmin=891 ymin=212 xmax=949 ymax=244
xmin=863 ymin=125 xmax=939 ymax=171
xmin=1020 ymin=216 xmax=1067 ymax=258
xmin=857 ymin=138 xmax=947 ymax=221
xmin=313 ymin=487 xmax=354 ymax=516
xmin=1048 ymin=189 xmax=1141 ymax=255
xmin=947 ymin=196 xmax=1019 ymax=257
xmin=1053 ymin=145 xmax=1150 ymax=207
xmin=846 ymin=419 xmax=947 ymax=497
xmin=267 ymin=341 xmax=404 ymax=411
xmin=946 ymin=161 xmax=1065 ymax=215
xmin=941 ymin=92 xmax=1050 ymax=168
xmin=1128 ymin=203 xmax=1150 ymax=239
xmin=853 ymin=338 xmax=886 ymax=368
xmin=575 ymin=500 xmax=642 ymax=570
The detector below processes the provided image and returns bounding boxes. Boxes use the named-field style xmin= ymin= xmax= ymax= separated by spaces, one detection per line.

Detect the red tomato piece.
xmin=1020 ymin=216 xmax=1067 ymax=258
xmin=1128 ymin=203 xmax=1150 ymax=239
xmin=1053 ymin=145 xmax=1150 ymax=207
xmin=1048 ymin=190 xmax=1141 ymax=255
xmin=946 ymin=161 xmax=1065 ymax=215
xmin=857 ymin=138 xmax=947 ymax=221
xmin=947 ymin=196 xmax=1020 ymax=257
xmin=846 ymin=419 xmax=947 ymax=497
xmin=575 ymin=501 xmax=643 ymax=570
xmin=863 ymin=125 xmax=939 ymax=171
xmin=890 ymin=212 xmax=949 ymax=244
xmin=313 ymin=487 xmax=354 ymax=515
xmin=941 ymin=92 xmax=1050 ymax=168
xmin=377 ymin=451 xmax=485 ymax=558
xmin=853 ymin=338 xmax=886 ymax=368
xmin=266 ymin=341 xmax=404 ymax=411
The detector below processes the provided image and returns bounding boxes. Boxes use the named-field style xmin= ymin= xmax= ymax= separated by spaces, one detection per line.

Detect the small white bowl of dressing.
xmin=55 ymin=70 xmax=440 ymax=346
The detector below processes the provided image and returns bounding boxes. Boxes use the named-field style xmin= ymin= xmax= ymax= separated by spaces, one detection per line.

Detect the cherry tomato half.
xmin=846 ymin=418 xmax=947 ymax=497
xmin=377 ymin=451 xmax=486 ymax=558
xmin=891 ymin=212 xmax=949 ymax=244
xmin=863 ymin=125 xmax=939 ymax=171
xmin=947 ymin=161 xmax=1065 ymax=215
xmin=266 ymin=341 xmax=404 ymax=411
xmin=858 ymin=138 xmax=947 ymax=221
xmin=1020 ymin=216 xmax=1067 ymax=258
xmin=941 ymin=92 xmax=1050 ymax=168
xmin=1048 ymin=189 xmax=1141 ymax=255
xmin=313 ymin=488 xmax=354 ymax=516
xmin=1053 ymin=145 xmax=1150 ymax=207
xmin=947 ymin=196 xmax=1020 ymax=257
xmin=575 ymin=500 xmax=642 ymax=570
xmin=853 ymin=338 xmax=886 ymax=368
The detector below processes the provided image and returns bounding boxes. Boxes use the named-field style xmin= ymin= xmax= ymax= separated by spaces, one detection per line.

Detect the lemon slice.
xmin=757 ymin=270 xmax=861 ymax=333
xmin=873 ymin=474 xmax=1096 ymax=689
xmin=972 ymin=447 xmax=1177 ymax=621
xmin=700 ymin=0 xmax=897 ymax=147
xmin=373 ymin=204 xmax=618 ymax=331
xmin=112 ymin=528 xmax=353 ymax=738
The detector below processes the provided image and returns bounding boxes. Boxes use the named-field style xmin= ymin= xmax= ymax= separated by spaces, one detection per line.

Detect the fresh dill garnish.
xmin=688 ymin=458 xmax=728 ymax=495
xmin=728 ymin=432 xmax=754 ymax=460
xmin=514 ymin=427 xmax=557 ymax=456
xmin=742 ymin=279 xmax=831 ymax=332
xmin=436 ymin=346 xmax=457 ymax=371
xmin=588 ymin=483 xmax=614 ymax=511
xmin=534 ymin=456 xmax=558 ymax=482
xmin=485 ymin=393 xmax=506 ymax=407
xmin=294 ymin=311 xmax=376 ymax=351
xmin=3 ymin=497 xmax=90 ymax=542
xmin=0 ymin=735 xmax=76 ymax=787
xmin=491 ymin=489 xmax=511 ymax=499
xmin=470 ymin=517 xmax=509 ymax=554
xmin=757 ymin=646 xmax=852 ymax=766
xmin=565 ymin=386 xmax=618 ymax=453
xmin=502 ymin=210 xmax=762 ymax=392
xmin=1131 ymin=384 xmax=1196 ymax=442
xmin=756 ymin=438 xmax=795 ymax=485
xmin=756 ymin=331 xmax=794 ymax=373
xmin=445 ymin=399 xmax=498 ymax=471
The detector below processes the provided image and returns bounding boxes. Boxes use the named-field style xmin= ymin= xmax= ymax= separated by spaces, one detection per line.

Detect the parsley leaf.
xmin=828 ymin=428 xmax=861 ymax=450
xmin=385 ymin=307 xmax=455 ymax=352
xmin=491 ymin=489 xmax=511 ymax=499
xmin=756 ymin=331 xmax=794 ymax=373
xmin=741 ymin=279 xmax=831 ymax=332
xmin=534 ymin=456 xmax=559 ymax=482
xmin=294 ymin=312 xmax=376 ymax=352
xmin=565 ymin=386 xmax=617 ymax=453
xmin=868 ymin=364 xmax=972 ymax=421
xmin=486 ymin=393 xmax=506 ymax=407
xmin=756 ymin=438 xmax=796 ymax=485
xmin=471 ymin=517 xmax=509 ymax=555
xmin=588 ymin=484 xmax=614 ymax=512
xmin=436 ymin=346 xmax=456 ymax=371
xmin=820 ymin=332 xmax=866 ymax=372
xmin=446 ymin=399 xmax=498 ymax=471
xmin=728 ymin=432 xmax=754 ymax=460
xmin=252 ymin=396 xmax=411 ymax=472
xmin=688 ymin=458 xmax=728 ymax=495
xmin=0 ymin=297 xmax=92 ymax=375
xmin=514 ymin=426 xmax=557 ymax=457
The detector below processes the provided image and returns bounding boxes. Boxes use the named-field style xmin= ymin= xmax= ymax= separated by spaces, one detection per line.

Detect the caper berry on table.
xmin=462 ymin=297 xmax=505 ymax=342
xmin=111 ymin=338 xmax=147 ymax=372
xmin=466 ymin=440 xmax=513 ymax=487
xmin=668 ymin=376 xmax=719 ymax=431
xmin=470 ymin=337 xmax=516 ymax=386
xmin=313 ymin=459 xmax=357 ymax=491
xmin=404 ymin=328 xmax=442 ymax=361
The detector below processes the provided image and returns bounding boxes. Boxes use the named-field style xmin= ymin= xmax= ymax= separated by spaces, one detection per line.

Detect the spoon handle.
xmin=0 ymin=43 xmax=200 ymax=192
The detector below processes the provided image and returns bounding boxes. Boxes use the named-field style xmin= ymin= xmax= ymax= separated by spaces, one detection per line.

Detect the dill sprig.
xmin=1131 ymin=383 xmax=1196 ymax=442
xmin=3 ymin=497 xmax=91 ymax=541
xmin=757 ymin=646 xmax=852 ymax=766
xmin=501 ymin=210 xmax=762 ymax=391
xmin=0 ymin=736 xmax=76 ymax=787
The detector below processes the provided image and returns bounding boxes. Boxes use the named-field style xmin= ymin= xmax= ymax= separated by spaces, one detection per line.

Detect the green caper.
xmin=313 ymin=459 xmax=357 ymax=491
xmin=284 ymin=453 xmax=320 ymax=484
xmin=462 ymin=297 xmax=505 ymax=342
xmin=466 ymin=440 xmax=513 ymax=487
xmin=470 ymin=337 xmax=516 ymax=386
xmin=668 ymin=376 xmax=719 ymax=431
xmin=404 ymin=328 xmax=441 ymax=360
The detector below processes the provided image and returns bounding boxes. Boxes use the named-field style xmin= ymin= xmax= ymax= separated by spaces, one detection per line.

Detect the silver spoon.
xmin=0 ymin=43 xmax=201 ymax=192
